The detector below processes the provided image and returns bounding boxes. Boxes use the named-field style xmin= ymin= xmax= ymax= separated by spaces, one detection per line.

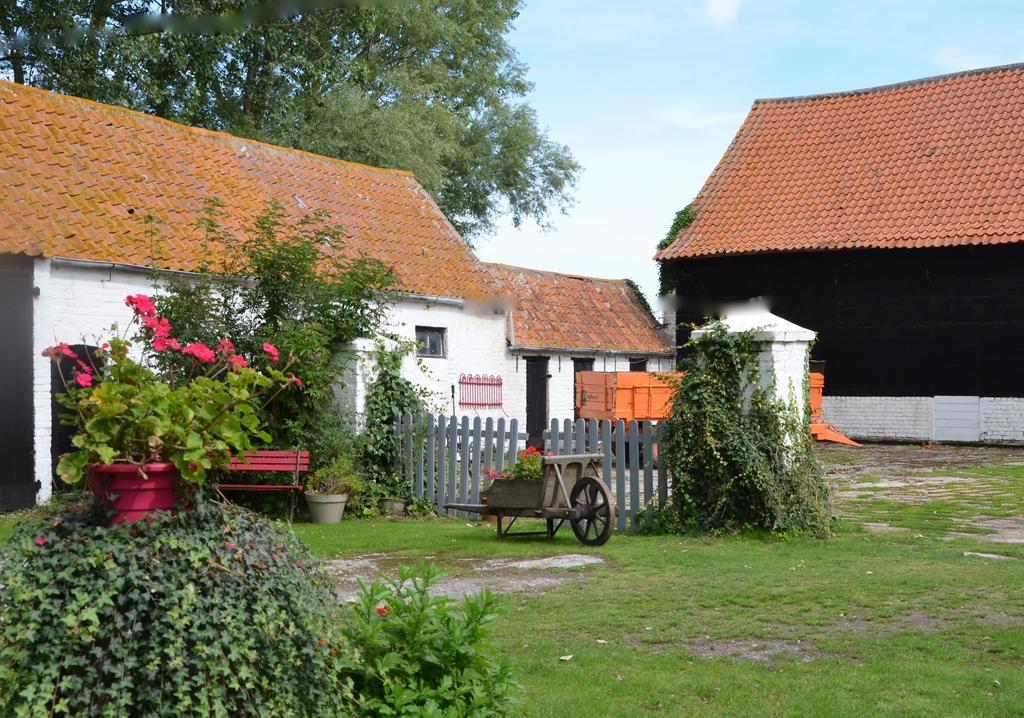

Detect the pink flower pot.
xmin=88 ymin=463 xmax=185 ymax=525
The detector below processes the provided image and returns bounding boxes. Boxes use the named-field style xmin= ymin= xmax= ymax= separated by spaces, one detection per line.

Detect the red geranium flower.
xmin=125 ymin=294 xmax=157 ymax=317
xmin=216 ymin=338 xmax=235 ymax=355
xmin=152 ymin=336 xmax=181 ymax=352
xmin=262 ymin=342 xmax=279 ymax=363
xmin=287 ymin=372 xmax=302 ymax=387
xmin=227 ymin=354 xmax=248 ymax=372
xmin=181 ymin=342 xmax=216 ymax=363
xmin=376 ymin=605 xmax=389 ymax=617
xmin=143 ymin=315 xmax=172 ymax=338
xmin=75 ymin=372 xmax=93 ymax=387
xmin=35 ymin=537 xmax=45 ymax=546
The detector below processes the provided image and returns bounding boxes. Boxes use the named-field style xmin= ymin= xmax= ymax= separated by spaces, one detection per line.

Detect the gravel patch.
xmin=322 ymin=552 xmax=604 ymax=602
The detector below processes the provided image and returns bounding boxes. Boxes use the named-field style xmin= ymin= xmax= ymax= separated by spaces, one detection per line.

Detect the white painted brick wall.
xmin=32 ymin=260 xmax=675 ymax=504
xmin=822 ymin=395 xmax=1024 ymax=444
xmin=822 ymin=396 xmax=935 ymax=442
xmin=33 ymin=259 xmax=159 ymax=503
xmin=980 ymin=398 xmax=1024 ymax=443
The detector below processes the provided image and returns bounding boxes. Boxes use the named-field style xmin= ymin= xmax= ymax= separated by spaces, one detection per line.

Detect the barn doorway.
xmin=525 ymin=356 xmax=549 ymax=449
xmin=0 ymin=255 xmax=36 ymax=511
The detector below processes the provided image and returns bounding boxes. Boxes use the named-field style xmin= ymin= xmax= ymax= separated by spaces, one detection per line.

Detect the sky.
xmin=474 ymin=0 xmax=1024 ymax=312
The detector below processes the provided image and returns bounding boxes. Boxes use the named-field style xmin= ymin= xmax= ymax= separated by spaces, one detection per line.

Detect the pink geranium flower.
xmin=42 ymin=342 xmax=78 ymax=360
xmin=35 ymin=537 xmax=46 ymax=546
xmin=75 ymin=372 xmax=93 ymax=387
xmin=181 ymin=342 xmax=216 ymax=363
xmin=227 ymin=354 xmax=248 ymax=372
xmin=143 ymin=315 xmax=172 ymax=338
xmin=262 ymin=342 xmax=279 ymax=363
xmin=216 ymin=339 xmax=235 ymax=355
xmin=287 ymin=372 xmax=302 ymax=387
xmin=125 ymin=294 xmax=157 ymax=317
xmin=152 ymin=336 xmax=181 ymax=352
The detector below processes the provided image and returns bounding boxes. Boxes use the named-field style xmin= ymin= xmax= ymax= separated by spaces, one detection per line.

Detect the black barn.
xmin=657 ymin=65 xmax=1024 ymax=443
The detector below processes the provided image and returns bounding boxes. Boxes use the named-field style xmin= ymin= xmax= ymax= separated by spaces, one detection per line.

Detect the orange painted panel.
xmin=575 ymin=371 xmax=683 ymax=422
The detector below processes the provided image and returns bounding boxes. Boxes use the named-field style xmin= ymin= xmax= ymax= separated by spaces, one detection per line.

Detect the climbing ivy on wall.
xmin=659 ymin=323 xmax=832 ymax=534
xmin=656 ymin=204 xmax=697 ymax=296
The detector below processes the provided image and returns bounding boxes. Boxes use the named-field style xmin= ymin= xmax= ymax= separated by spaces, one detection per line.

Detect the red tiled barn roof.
xmin=484 ymin=263 xmax=673 ymax=354
xmin=0 ymin=80 xmax=489 ymax=299
xmin=657 ymin=64 xmax=1024 ymax=260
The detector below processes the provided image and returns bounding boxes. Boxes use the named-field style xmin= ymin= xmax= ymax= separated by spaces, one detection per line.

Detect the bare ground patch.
xmin=825 ymin=443 xmax=1024 ymax=542
xmin=322 ymin=552 xmax=604 ymax=602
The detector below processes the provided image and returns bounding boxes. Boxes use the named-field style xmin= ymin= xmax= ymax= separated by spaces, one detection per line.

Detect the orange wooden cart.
xmin=575 ymin=370 xmax=859 ymax=446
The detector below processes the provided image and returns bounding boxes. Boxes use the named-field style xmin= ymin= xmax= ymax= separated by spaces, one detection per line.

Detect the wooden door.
xmin=525 ymin=356 xmax=549 ymax=448
xmin=0 ymin=255 xmax=36 ymax=510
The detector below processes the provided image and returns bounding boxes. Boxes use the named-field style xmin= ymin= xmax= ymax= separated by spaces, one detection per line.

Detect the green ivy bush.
xmin=342 ymin=564 xmax=517 ymax=716
xmin=660 ymin=323 xmax=832 ymax=534
xmin=0 ymin=502 xmax=348 ymax=717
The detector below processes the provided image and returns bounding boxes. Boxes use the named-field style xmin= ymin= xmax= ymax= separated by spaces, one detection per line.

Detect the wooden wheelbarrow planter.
xmin=445 ymin=453 xmax=615 ymax=546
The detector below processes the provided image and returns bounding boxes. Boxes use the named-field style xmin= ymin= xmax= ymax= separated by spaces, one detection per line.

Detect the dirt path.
xmin=322 ymin=553 xmax=604 ymax=602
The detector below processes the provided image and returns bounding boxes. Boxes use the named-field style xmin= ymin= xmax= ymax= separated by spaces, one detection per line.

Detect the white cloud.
xmin=656 ymin=103 xmax=746 ymax=129
xmin=701 ymin=0 xmax=741 ymax=28
xmin=932 ymin=46 xmax=994 ymax=73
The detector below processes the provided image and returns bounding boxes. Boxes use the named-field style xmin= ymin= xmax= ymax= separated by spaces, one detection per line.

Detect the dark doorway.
xmin=572 ymin=357 xmax=594 ymax=419
xmin=0 ymin=255 xmax=36 ymax=511
xmin=629 ymin=357 xmax=648 ymax=372
xmin=51 ymin=345 xmax=102 ymax=491
xmin=525 ymin=356 xmax=549 ymax=448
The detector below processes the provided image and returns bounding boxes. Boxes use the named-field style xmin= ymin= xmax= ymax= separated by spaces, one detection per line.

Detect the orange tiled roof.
xmin=657 ymin=64 xmax=1024 ymax=261
xmin=484 ymin=263 xmax=672 ymax=354
xmin=0 ymin=81 xmax=489 ymax=299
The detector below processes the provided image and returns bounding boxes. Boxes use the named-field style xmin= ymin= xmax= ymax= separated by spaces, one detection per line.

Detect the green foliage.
xmin=342 ymin=564 xmax=517 ymax=716
xmin=660 ymin=323 xmax=832 ymax=533
xmin=0 ymin=501 xmax=349 ymax=717
xmin=656 ymin=204 xmax=697 ymax=295
xmin=308 ymin=451 xmax=364 ymax=497
xmin=47 ymin=332 xmax=295 ymax=486
xmin=360 ymin=341 xmax=428 ymax=496
xmin=1 ymin=1 xmax=579 ymax=239
xmin=151 ymin=202 xmax=395 ymax=467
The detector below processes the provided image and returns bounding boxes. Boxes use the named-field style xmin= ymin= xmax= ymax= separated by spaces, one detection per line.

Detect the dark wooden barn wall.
xmin=0 ymin=255 xmax=36 ymax=510
xmin=663 ymin=244 xmax=1024 ymax=398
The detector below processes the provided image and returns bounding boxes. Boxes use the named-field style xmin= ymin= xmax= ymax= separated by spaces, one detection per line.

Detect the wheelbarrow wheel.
xmin=569 ymin=476 xmax=614 ymax=546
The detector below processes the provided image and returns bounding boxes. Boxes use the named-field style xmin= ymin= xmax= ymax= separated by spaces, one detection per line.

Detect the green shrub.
xmin=0 ymin=502 xmax=348 ymax=717
xmin=341 ymin=564 xmax=517 ymax=716
xmin=661 ymin=323 xmax=832 ymax=534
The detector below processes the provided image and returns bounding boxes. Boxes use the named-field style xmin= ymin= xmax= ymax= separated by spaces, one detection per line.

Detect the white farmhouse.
xmin=0 ymin=81 xmax=671 ymax=509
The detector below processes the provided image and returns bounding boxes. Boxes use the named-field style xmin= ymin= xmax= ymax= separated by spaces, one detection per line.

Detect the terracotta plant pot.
xmin=380 ymin=498 xmax=407 ymax=518
xmin=305 ymin=493 xmax=349 ymax=524
xmin=88 ymin=463 xmax=185 ymax=526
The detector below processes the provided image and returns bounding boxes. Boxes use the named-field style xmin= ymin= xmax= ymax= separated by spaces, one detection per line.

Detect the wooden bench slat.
xmin=221 ymin=449 xmax=309 ymax=522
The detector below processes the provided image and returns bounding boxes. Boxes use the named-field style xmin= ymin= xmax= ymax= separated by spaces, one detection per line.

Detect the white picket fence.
xmin=394 ymin=413 xmax=670 ymax=531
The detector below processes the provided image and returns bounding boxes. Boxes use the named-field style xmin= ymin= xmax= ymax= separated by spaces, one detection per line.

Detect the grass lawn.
xmin=2 ymin=447 xmax=1022 ymax=716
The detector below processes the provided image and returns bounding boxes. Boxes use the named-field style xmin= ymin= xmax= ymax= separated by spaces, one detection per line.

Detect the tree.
xmin=0 ymin=0 xmax=579 ymax=239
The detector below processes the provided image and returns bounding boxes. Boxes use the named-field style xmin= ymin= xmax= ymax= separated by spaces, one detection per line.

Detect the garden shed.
xmin=656 ymin=63 xmax=1024 ymax=444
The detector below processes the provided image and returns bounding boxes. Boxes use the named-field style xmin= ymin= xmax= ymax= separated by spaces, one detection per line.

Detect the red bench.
xmin=218 ymin=449 xmax=309 ymax=522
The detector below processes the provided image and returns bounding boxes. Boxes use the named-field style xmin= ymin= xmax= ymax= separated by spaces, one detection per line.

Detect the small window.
xmin=415 ymin=326 xmax=446 ymax=358
xmin=629 ymin=357 xmax=648 ymax=372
